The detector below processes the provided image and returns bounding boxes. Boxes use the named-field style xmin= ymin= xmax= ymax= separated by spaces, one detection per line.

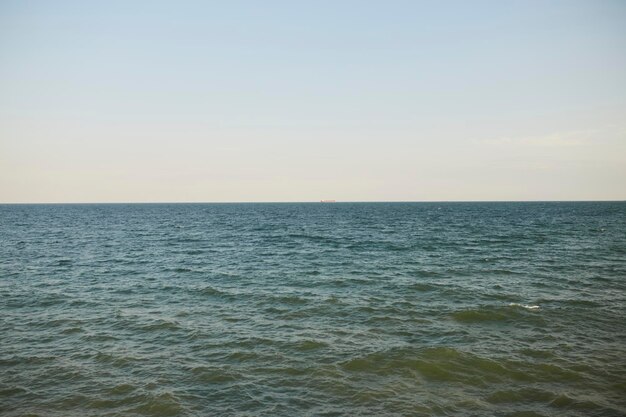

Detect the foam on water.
xmin=509 ymin=303 xmax=541 ymax=310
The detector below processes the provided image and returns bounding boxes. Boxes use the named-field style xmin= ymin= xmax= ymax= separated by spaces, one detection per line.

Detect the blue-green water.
xmin=1 ymin=202 xmax=625 ymax=416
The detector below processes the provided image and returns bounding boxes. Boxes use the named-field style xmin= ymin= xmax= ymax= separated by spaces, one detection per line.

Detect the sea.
xmin=1 ymin=202 xmax=625 ymax=417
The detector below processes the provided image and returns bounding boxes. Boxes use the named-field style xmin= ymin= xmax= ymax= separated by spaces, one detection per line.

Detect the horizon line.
xmin=1 ymin=199 xmax=624 ymax=205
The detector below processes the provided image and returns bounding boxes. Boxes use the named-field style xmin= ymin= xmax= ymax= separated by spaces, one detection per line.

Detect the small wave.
xmin=485 ymin=268 xmax=524 ymax=276
xmin=197 ymin=286 xmax=229 ymax=297
xmin=175 ymin=237 xmax=204 ymax=243
xmin=108 ymin=383 xmax=137 ymax=395
xmin=270 ymin=294 xmax=309 ymax=305
xmin=287 ymin=233 xmax=343 ymax=246
xmin=225 ymin=351 xmax=262 ymax=362
xmin=81 ymin=333 xmax=119 ymax=342
xmin=130 ymin=392 xmax=184 ymax=416
xmin=451 ymin=308 xmax=509 ymax=323
xmin=191 ymin=366 xmax=240 ymax=383
xmin=519 ymin=348 xmax=554 ymax=359
xmin=37 ymin=294 xmax=67 ymax=307
xmin=140 ymin=320 xmax=182 ymax=332
xmin=325 ymin=295 xmax=343 ymax=304
xmin=61 ymin=326 xmax=83 ymax=334
xmin=262 ymin=365 xmax=308 ymax=376
xmin=452 ymin=304 xmax=542 ymax=323
xmin=408 ymin=283 xmax=436 ymax=292
xmin=537 ymin=298 xmax=599 ymax=307
xmin=509 ymin=303 xmax=540 ymax=310
xmin=293 ymin=339 xmax=328 ymax=351
xmin=487 ymin=387 xmax=555 ymax=404
xmin=0 ymin=386 xmax=29 ymax=397
xmin=487 ymin=389 xmax=603 ymax=411
xmin=94 ymin=352 xmax=142 ymax=367
xmin=112 ymin=287 xmax=135 ymax=295
xmin=165 ymin=267 xmax=194 ymax=273
xmin=341 ymin=345 xmax=586 ymax=390
xmin=342 ymin=346 xmax=513 ymax=384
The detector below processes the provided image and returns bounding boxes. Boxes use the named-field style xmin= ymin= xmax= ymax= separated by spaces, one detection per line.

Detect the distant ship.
xmin=320 ymin=200 xmax=336 ymax=203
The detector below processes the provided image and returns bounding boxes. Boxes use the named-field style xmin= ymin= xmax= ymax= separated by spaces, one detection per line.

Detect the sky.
xmin=1 ymin=0 xmax=625 ymax=203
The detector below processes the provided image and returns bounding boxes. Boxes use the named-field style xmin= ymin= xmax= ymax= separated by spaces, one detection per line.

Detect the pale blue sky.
xmin=1 ymin=1 xmax=625 ymax=202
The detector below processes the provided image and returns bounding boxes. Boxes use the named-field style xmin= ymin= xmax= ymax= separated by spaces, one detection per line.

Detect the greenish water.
xmin=1 ymin=202 xmax=625 ymax=416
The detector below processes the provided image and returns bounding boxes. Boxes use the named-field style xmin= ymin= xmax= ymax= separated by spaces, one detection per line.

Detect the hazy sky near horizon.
xmin=1 ymin=0 xmax=625 ymax=203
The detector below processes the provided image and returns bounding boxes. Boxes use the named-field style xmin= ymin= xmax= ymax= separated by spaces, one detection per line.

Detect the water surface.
xmin=1 ymin=202 xmax=625 ymax=416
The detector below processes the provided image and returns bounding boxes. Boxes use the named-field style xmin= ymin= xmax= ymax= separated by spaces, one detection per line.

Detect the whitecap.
xmin=509 ymin=303 xmax=540 ymax=310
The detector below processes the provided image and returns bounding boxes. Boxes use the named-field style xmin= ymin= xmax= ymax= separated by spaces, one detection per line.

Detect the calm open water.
xmin=1 ymin=202 xmax=625 ymax=417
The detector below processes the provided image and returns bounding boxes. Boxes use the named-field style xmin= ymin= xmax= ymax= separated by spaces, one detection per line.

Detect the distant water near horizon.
xmin=1 ymin=202 xmax=625 ymax=416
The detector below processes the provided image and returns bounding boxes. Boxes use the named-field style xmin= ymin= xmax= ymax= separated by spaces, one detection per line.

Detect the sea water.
xmin=1 ymin=202 xmax=625 ymax=416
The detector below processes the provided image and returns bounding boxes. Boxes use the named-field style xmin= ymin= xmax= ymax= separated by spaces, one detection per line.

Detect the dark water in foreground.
xmin=1 ymin=202 xmax=625 ymax=417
